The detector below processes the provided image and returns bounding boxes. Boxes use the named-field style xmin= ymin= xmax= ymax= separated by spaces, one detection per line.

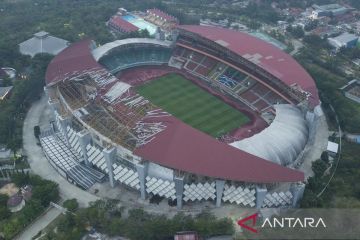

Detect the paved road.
xmin=299 ymin=114 xmax=329 ymax=179
xmin=23 ymin=95 xmax=99 ymax=207
xmin=14 ymin=207 xmax=61 ymax=240
xmin=21 ymin=94 xmax=99 ymax=240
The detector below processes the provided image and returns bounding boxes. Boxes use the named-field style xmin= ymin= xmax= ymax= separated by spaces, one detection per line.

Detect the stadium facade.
xmin=42 ymin=25 xmax=322 ymax=209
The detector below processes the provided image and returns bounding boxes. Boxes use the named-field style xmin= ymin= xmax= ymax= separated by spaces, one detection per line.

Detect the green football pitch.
xmin=136 ymin=74 xmax=250 ymax=137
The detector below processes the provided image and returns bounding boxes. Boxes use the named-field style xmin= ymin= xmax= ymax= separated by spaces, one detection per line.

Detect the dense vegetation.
xmin=301 ymin=142 xmax=360 ymax=208
xmin=0 ymin=55 xmax=52 ymax=152
xmin=0 ymin=174 xmax=59 ymax=240
xmin=44 ymin=199 xmax=234 ymax=240
xmin=296 ymin=37 xmax=360 ymax=133
xmin=0 ymin=0 xmax=201 ymax=152
xmin=296 ymin=33 xmax=360 ymax=207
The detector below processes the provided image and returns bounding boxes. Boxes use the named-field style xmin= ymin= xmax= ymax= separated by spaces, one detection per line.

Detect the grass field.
xmin=136 ymin=73 xmax=250 ymax=137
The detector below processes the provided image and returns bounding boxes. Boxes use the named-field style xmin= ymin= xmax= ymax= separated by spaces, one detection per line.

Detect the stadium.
xmin=42 ymin=25 xmax=322 ymax=209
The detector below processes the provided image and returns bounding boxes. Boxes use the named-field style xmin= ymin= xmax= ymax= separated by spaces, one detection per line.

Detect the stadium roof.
xmin=45 ymin=39 xmax=101 ymax=86
xmin=45 ymin=37 xmax=305 ymax=183
xmin=109 ymin=16 xmax=139 ymax=33
xmin=134 ymin=116 xmax=304 ymax=183
xmin=177 ymin=25 xmax=320 ymax=107
xmin=19 ymin=31 xmax=69 ymax=57
xmin=230 ymin=104 xmax=308 ymax=166
xmin=92 ymin=38 xmax=172 ymax=61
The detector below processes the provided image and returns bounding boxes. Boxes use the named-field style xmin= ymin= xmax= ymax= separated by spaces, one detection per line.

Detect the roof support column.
xmin=77 ymin=130 xmax=91 ymax=167
xmin=48 ymin=99 xmax=60 ymax=116
xmin=136 ymin=162 xmax=148 ymax=200
xmin=290 ymin=183 xmax=305 ymax=207
xmin=48 ymin=100 xmax=60 ymax=133
xmin=58 ymin=115 xmax=71 ymax=148
xmin=174 ymin=176 xmax=184 ymax=210
xmin=215 ymin=180 xmax=225 ymax=207
xmin=256 ymin=186 xmax=267 ymax=209
xmin=103 ymin=147 xmax=116 ymax=188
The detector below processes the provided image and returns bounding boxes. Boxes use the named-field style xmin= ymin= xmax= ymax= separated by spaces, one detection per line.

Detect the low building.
xmin=328 ymin=32 xmax=358 ymax=49
xmin=145 ymin=8 xmax=179 ymax=31
xmin=0 ymin=67 xmax=16 ymax=86
xmin=345 ymin=133 xmax=360 ymax=144
xmin=0 ymin=68 xmax=6 ymax=81
xmin=19 ymin=31 xmax=69 ymax=57
xmin=0 ymin=86 xmax=13 ymax=100
xmin=340 ymin=79 xmax=360 ymax=103
xmin=0 ymin=145 xmax=12 ymax=161
xmin=310 ymin=4 xmax=350 ymax=19
xmin=327 ymin=141 xmax=339 ymax=156
xmin=108 ymin=15 xmax=139 ymax=34
xmin=174 ymin=231 xmax=199 ymax=240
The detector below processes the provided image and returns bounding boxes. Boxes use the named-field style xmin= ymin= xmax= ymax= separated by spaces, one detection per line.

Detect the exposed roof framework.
xmin=45 ymin=36 xmax=306 ymax=183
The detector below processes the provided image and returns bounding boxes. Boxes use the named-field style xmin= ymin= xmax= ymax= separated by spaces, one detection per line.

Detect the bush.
xmin=321 ymin=151 xmax=329 ymax=163
xmin=312 ymin=159 xmax=328 ymax=177
xmin=63 ymin=199 xmax=79 ymax=212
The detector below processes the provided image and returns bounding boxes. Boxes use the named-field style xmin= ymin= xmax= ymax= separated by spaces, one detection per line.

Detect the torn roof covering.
xmin=178 ymin=25 xmax=320 ymax=107
xmin=45 ymin=37 xmax=305 ymax=183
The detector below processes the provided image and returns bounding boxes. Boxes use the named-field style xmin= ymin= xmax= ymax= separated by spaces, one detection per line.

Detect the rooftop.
xmin=177 ymin=25 xmax=320 ymax=107
xmin=0 ymin=68 xmax=6 ymax=78
xmin=230 ymin=104 xmax=308 ymax=166
xmin=46 ymin=37 xmax=305 ymax=184
xmin=92 ymin=38 xmax=172 ymax=61
xmin=134 ymin=115 xmax=304 ymax=183
xmin=19 ymin=31 xmax=69 ymax=57
xmin=7 ymin=193 xmax=23 ymax=207
xmin=328 ymin=32 xmax=358 ymax=43
xmin=0 ymin=86 xmax=13 ymax=100
xmin=327 ymin=141 xmax=339 ymax=154
xmin=109 ymin=16 xmax=139 ymax=33
xmin=313 ymin=3 xmax=348 ymax=11
xmin=147 ymin=8 xmax=178 ymax=23
xmin=45 ymin=39 xmax=101 ymax=86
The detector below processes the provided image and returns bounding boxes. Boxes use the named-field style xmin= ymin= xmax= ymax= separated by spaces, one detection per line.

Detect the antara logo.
xmin=261 ymin=217 xmax=327 ymax=228
xmin=237 ymin=213 xmax=327 ymax=233
xmin=237 ymin=213 xmax=258 ymax=233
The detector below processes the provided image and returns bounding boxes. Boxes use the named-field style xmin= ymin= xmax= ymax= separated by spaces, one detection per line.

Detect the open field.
xmin=136 ymin=73 xmax=249 ymax=137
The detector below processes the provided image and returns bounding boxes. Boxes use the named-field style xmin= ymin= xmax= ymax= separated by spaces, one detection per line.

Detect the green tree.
xmin=0 ymin=206 xmax=11 ymax=221
xmin=287 ymin=25 xmax=305 ymax=39
xmin=11 ymin=172 xmax=30 ymax=186
xmin=22 ymin=200 xmax=44 ymax=222
xmin=321 ymin=151 xmax=329 ymax=163
xmin=63 ymin=198 xmax=79 ymax=212
xmin=312 ymin=159 xmax=328 ymax=177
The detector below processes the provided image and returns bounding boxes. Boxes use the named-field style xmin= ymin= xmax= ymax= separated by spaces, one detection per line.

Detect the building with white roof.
xmin=328 ymin=32 xmax=359 ymax=50
xmin=327 ymin=141 xmax=339 ymax=156
xmin=19 ymin=31 xmax=69 ymax=57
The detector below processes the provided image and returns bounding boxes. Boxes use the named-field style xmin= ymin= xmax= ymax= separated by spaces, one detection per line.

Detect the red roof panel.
xmin=135 ymin=116 xmax=304 ymax=183
xmin=45 ymin=39 xmax=100 ymax=86
xmin=178 ymin=25 xmax=320 ymax=107
xmin=109 ymin=16 xmax=139 ymax=33
xmin=45 ymin=36 xmax=305 ymax=183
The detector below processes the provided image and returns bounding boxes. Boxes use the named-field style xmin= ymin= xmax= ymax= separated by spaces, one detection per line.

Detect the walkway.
xmin=14 ymin=207 xmax=62 ymax=240
xmin=22 ymin=94 xmax=99 ymax=207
